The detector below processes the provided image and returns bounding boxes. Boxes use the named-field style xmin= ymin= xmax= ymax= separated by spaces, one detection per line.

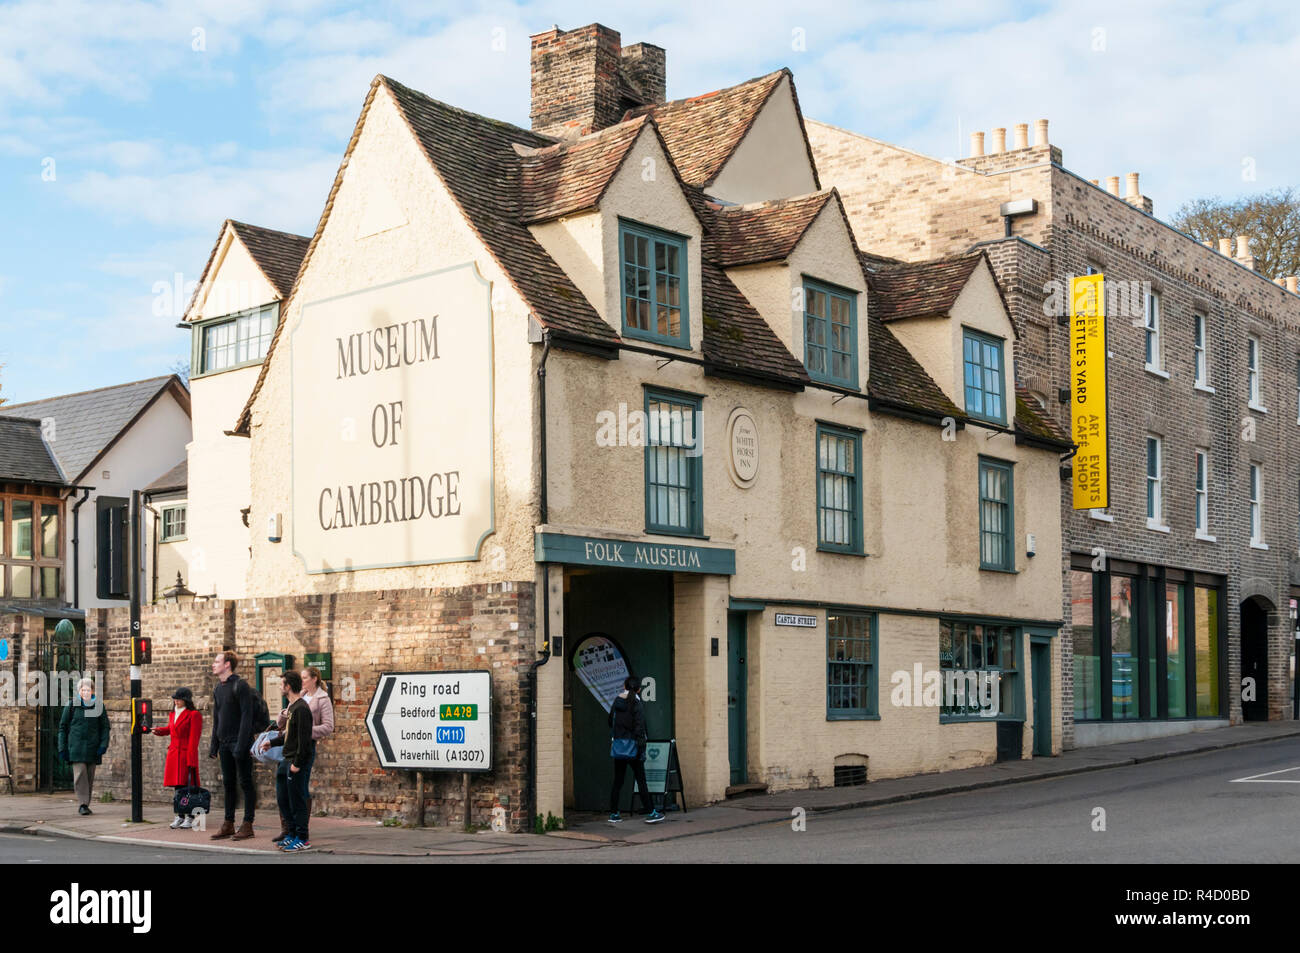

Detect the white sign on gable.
xmin=290 ymin=263 xmax=494 ymax=573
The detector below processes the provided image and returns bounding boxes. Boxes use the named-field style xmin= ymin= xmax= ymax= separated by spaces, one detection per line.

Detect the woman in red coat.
xmin=147 ymin=687 xmax=202 ymax=829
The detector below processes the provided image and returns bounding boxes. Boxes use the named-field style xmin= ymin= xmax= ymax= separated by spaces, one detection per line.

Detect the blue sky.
xmin=2 ymin=0 xmax=1297 ymax=402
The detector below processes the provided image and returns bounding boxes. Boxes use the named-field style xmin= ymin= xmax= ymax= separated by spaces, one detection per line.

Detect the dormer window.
xmin=619 ymin=220 xmax=689 ymax=349
xmin=197 ymin=303 xmax=277 ymax=376
xmin=962 ymin=328 xmax=1006 ymax=425
xmin=803 ymin=278 xmax=858 ymax=389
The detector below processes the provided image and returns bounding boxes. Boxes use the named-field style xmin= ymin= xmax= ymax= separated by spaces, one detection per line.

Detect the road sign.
xmin=365 ymin=671 xmax=492 ymax=772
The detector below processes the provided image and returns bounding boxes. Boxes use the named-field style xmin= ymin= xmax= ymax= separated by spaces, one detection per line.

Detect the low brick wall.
xmin=77 ymin=582 xmax=535 ymax=830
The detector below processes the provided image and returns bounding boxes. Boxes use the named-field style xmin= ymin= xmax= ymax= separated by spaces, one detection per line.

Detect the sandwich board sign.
xmin=365 ymin=670 xmax=492 ymax=772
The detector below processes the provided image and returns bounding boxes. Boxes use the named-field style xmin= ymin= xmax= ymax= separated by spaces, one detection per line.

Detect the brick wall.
xmin=81 ymin=582 xmax=537 ymax=830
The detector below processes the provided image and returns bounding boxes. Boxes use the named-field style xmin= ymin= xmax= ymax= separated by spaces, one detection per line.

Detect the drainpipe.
xmin=70 ymin=486 xmax=93 ymax=606
xmin=528 ymin=329 xmax=554 ymax=830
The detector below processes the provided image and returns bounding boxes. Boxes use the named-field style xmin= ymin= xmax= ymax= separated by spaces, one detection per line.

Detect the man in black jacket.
xmin=273 ymin=669 xmax=313 ymax=852
xmin=208 ymin=651 xmax=256 ymax=840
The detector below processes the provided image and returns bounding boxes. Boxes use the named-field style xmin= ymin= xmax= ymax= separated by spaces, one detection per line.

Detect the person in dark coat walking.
xmin=146 ymin=687 xmax=203 ymax=828
xmin=207 ymin=651 xmax=257 ymax=840
xmin=608 ymin=675 xmax=664 ymax=824
xmin=58 ymin=677 xmax=110 ymax=815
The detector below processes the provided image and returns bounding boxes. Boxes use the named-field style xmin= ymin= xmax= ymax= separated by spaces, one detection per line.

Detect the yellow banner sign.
xmin=1070 ymin=274 xmax=1108 ymax=509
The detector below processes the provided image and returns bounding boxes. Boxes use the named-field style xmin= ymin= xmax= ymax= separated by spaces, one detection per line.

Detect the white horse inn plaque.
xmin=290 ymin=264 xmax=494 ymax=573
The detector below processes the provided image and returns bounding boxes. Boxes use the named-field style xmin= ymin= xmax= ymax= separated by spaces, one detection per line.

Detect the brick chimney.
xmin=530 ymin=24 xmax=666 ymax=139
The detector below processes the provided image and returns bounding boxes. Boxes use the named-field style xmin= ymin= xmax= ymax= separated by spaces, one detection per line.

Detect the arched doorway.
xmin=1240 ymin=597 xmax=1271 ymax=721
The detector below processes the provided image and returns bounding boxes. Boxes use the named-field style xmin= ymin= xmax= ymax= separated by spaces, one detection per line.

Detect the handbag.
xmin=610 ymin=736 xmax=638 ymax=759
xmin=251 ymin=728 xmax=283 ymax=764
xmin=174 ymin=769 xmax=210 ymax=817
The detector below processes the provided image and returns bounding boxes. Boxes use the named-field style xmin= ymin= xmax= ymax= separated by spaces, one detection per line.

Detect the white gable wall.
xmin=708 ymin=76 xmax=819 ymax=205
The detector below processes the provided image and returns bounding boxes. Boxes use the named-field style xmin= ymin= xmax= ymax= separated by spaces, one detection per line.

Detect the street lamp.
xmin=162 ymin=572 xmax=195 ymax=607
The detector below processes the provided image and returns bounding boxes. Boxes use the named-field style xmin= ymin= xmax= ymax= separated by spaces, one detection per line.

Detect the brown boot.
xmin=272 ymin=813 xmax=291 ymax=844
xmin=210 ymin=819 xmax=235 ymax=840
xmin=231 ymin=821 xmax=254 ymax=841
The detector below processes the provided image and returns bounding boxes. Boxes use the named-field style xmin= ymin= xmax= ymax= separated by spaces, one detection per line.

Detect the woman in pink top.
xmin=269 ymin=666 xmax=335 ymax=843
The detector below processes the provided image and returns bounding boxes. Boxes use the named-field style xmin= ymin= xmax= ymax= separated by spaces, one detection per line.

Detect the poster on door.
xmin=572 ymin=635 xmax=630 ymax=712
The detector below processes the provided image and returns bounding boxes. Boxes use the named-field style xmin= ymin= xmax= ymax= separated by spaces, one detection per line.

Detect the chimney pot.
xmin=1089 ymin=178 xmax=1099 ymax=186
xmin=1013 ymin=123 xmax=1029 ymax=150
xmin=991 ymin=127 xmax=1006 ymax=153
xmin=1034 ymin=119 xmax=1049 ymax=146
xmin=1275 ymin=277 xmax=1286 ymax=286
xmin=1235 ymin=235 xmax=1250 ymax=258
xmin=1287 ymin=276 xmax=1299 ymax=294
xmin=1125 ymin=172 xmax=1140 ymax=198
xmin=1218 ymin=238 xmax=1233 ymax=255
xmin=970 ymin=132 xmax=985 ymax=157
xmin=1106 ymin=176 xmax=1120 ymax=196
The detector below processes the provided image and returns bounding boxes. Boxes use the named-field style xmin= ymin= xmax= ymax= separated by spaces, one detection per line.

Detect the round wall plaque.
xmin=726 ymin=407 xmax=759 ymax=488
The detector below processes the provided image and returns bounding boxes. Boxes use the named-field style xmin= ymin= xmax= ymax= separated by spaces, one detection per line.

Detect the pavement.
xmin=3 ymin=721 xmax=1298 ymax=858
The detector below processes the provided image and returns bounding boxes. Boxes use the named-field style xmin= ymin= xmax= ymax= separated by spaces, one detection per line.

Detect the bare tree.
xmin=169 ymin=358 xmax=191 ymax=387
xmin=1172 ymin=187 xmax=1300 ymax=281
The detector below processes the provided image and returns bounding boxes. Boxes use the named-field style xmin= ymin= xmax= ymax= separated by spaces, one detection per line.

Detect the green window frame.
xmin=803 ymin=278 xmax=859 ymax=388
xmin=619 ymin=220 xmax=689 ymax=349
xmin=939 ymin=620 xmax=1022 ymax=721
xmin=193 ymin=302 xmax=278 ymax=377
xmin=161 ymin=505 xmax=187 ymax=542
xmin=827 ymin=612 xmax=877 ymax=719
xmin=816 ymin=424 xmax=863 ymax=554
xmin=962 ymin=328 xmax=1006 ymax=424
xmin=644 ymin=389 xmax=703 ymax=536
xmin=978 ymin=457 xmax=1014 ymax=572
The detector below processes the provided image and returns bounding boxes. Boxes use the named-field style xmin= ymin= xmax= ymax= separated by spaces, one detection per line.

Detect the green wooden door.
xmin=727 ymin=612 xmax=747 ymax=785
xmin=1031 ymin=639 xmax=1051 ymax=757
xmin=566 ymin=570 xmax=673 ymax=811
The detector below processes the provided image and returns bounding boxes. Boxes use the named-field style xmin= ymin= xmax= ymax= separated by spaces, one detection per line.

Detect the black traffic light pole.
xmin=129 ymin=490 xmax=143 ymax=823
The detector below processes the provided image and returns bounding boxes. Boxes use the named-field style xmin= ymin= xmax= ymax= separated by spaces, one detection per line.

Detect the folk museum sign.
xmin=290 ymin=263 xmax=495 ymax=573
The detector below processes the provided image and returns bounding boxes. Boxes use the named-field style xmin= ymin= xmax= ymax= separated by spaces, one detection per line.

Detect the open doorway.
xmin=1240 ymin=597 xmax=1270 ymax=721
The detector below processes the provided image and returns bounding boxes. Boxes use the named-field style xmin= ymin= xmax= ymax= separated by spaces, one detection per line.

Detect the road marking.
xmin=1230 ymin=765 xmax=1300 ymax=783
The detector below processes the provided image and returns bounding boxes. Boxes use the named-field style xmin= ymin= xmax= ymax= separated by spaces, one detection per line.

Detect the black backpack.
xmin=245 ymin=684 xmax=271 ymax=734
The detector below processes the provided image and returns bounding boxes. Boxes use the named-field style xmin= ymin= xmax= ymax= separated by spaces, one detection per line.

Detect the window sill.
xmin=160 ymin=536 xmax=188 ymax=543
xmin=1195 ymin=532 xmax=1217 ymax=543
xmin=1145 ymin=519 xmax=1171 ymax=534
xmin=1193 ymin=382 xmax=1215 ymax=394
xmin=623 ymin=329 xmax=692 ymax=351
xmin=1250 ymin=540 xmax=1269 ymax=551
xmin=644 ymin=528 xmax=709 ymax=541
xmin=1144 ymin=366 xmax=1170 ymax=380
xmin=817 ymin=546 xmax=867 ymax=558
xmin=1248 ymin=402 xmax=1268 ymax=415
xmin=826 ymin=712 xmax=881 ymax=722
xmin=1088 ymin=509 xmax=1114 ymax=522
xmin=979 ymin=565 xmax=1018 ymax=575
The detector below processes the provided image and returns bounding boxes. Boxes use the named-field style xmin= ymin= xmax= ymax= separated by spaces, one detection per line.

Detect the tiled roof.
xmin=865 ymin=252 xmax=984 ymax=322
xmin=865 ymin=311 xmax=962 ymax=420
xmin=520 ymin=116 xmax=648 ymax=223
xmin=631 ymin=70 xmax=813 ymax=188
xmin=146 ymin=459 xmax=188 ymax=493
xmin=1015 ymin=386 xmax=1071 ymax=446
xmin=228 ymin=222 xmax=310 ymax=299
xmin=383 ymin=76 xmax=619 ymax=345
xmin=704 ymin=192 xmax=834 ymax=267
xmin=0 ymin=416 xmax=65 ymax=485
xmin=0 ymin=376 xmax=188 ymax=483
xmin=701 ymin=263 xmax=809 ymax=384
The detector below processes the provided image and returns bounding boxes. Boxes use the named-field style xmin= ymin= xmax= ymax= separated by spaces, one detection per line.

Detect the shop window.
xmin=962 ymin=328 xmax=1006 ymax=424
xmin=1166 ymin=582 xmax=1187 ymax=718
xmin=620 ymin=220 xmax=688 ymax=349
xmin=1110 ymin=576 xmax=1138 ymax=719
xmin=978 ymin=457 xmax=1014 ymax=571
xmin=1195 ymin=586 xmax=1221 ymax=717
xmin=803 ymin=279 xmax=858 ymax=388
xmin=161 ymin=505 xmax=187 ymax=541
xmin=644 ymin=390 xmax=702 ymax=536
xmin=939 ymin=620 xmax=1019 ymax=720
xmin=199 ymin=303 xmax=276 ymax=374
xmin=816 ymin=424 xmax=862 ymax=554
xmin=1071 ymin=570 xmax=1099 ymax=720
xmin=826 ymin=613 xmax=876 ymax=718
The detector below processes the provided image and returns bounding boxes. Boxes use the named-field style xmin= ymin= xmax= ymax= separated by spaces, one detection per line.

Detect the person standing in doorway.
xmin=608 ymin=675 xmax=664 ymax=824
xmin=58 ymin=677 xmax=110 ymax=815
xmin=208 ymin=651 xmax=256 ymax=840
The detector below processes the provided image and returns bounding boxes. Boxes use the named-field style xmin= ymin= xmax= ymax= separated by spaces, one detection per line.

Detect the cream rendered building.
xmin=195 ymin=23 xmax=1070 ymax=819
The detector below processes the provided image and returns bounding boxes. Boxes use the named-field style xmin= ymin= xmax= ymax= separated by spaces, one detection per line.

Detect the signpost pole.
xmin=129 ymin=490 xmax=143 ymax=824
xmin=462 ymin=772 xmax=470 ymax=831
xmin=415 ymin=771 xmax=425 ymax=828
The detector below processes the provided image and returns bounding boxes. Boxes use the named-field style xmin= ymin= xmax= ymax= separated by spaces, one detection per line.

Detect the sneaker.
xmin=169 ymin=815 xmax=184 ymax=829
xmin=78 ymin=805 xmax=91 ymax=816
xmin=279 ymin=836 xmax=301 ymax=852
xmin=179 ymin=816 xmax=192 ymax=829
xmin=297 ymin=839 xmax=311 ymax=851
xmin=644 ymin=810 xmax=665 ymax=824
xmin=608 ymin=812 xmax=623 ymax=824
